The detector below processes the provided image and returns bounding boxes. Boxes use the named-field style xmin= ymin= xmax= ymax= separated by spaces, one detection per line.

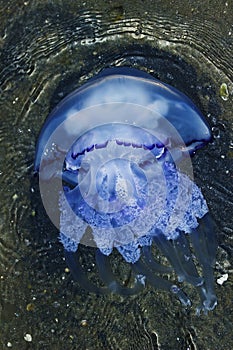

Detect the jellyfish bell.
xmin=34 ymin=67 xmax=211 ymax=172
xmin=35 ymin=67 xmax=217 ymax=314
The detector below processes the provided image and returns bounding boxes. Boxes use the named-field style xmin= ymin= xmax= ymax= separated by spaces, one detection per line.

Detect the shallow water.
xmin=0 ymin=1 xmax=232 ymax=349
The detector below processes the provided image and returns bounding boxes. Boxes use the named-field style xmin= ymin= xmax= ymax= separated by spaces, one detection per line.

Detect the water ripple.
xmin=0 ymin=3 xmax=232 ymax=349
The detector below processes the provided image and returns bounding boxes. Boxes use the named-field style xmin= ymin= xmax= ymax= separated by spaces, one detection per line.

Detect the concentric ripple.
xmin=0 ymin=1 xmax=232 ymax=349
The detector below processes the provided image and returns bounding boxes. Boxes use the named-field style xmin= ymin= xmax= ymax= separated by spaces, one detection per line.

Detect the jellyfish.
xmin=35 ymin=67 xmax=217 ymax=313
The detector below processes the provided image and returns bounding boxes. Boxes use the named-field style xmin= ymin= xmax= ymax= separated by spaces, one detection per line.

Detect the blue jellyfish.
xmin=35 ymin=67 xmax=217 ymax=313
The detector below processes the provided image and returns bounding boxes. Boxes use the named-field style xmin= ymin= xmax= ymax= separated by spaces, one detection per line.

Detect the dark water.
xmin=0 ymin=1 xmax=232 ymax=349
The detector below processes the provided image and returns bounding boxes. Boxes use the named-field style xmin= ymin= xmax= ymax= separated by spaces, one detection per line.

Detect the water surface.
xmin=0 ymin=1 xmax=232 ymax=349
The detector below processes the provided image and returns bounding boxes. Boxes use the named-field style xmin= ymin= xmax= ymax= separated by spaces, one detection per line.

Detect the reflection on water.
xmin=0 ymin=1 xmax=232 ymax=349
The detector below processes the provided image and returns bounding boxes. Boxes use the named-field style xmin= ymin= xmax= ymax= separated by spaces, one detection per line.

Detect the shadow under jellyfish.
xmin=34 ymin=67 xmax=217 ymax=314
